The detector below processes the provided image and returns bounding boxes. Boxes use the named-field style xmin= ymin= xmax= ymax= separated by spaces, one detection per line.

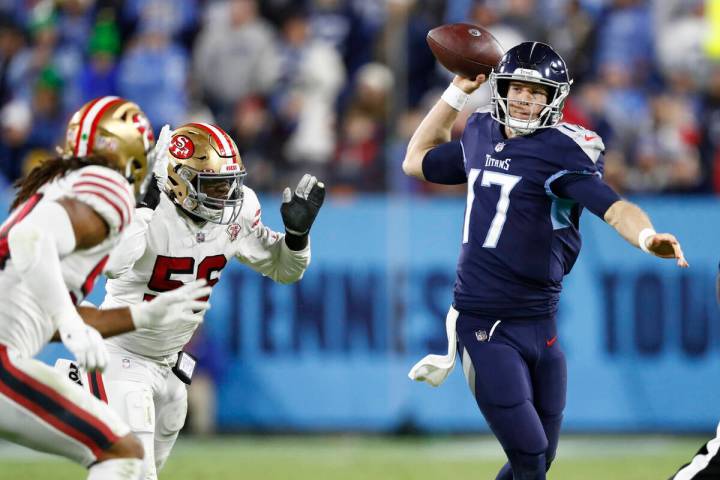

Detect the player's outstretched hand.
xmin=452 ymin=74 xmax=487 ymax=94
xmin=281 ymin=174 xmax=325 ymax=236
xmin=58 ymin=315 xmax=109 ymax=372
xmin=645 ymin=233 xmax=689 ymax=268
xmin=137 ymin=124 xmax=173 ymax=209
xmin=130 ymin=279 xmax=212 ymax=330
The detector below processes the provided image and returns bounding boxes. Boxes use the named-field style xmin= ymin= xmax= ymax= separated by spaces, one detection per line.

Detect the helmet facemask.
xmin=170 ymin=163 xmax=246 ymax=225
xmin=490 ymin=71 xmax=571 ymax=135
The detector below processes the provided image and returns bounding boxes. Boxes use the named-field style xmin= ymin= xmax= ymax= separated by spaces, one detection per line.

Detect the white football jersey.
xmin=0 ymin=165 xmax=134 ymax=357
xmin=101 ymin=186 xmax=310 ymax=359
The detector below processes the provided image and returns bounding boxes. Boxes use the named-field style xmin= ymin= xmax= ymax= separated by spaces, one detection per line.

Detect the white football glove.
xmin=57 ymin=314 xmax=109 ymax=372
xmin=138 ymin=124 xmax=173 ymax=196
xmin=129 ymin=279 xmax=212 ymax=330
xmin=152 ymin=124 xmax=173 ymax=190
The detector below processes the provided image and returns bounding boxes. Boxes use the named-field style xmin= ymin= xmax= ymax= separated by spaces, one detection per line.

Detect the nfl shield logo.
xmin=494 ymin=142 xmax=505 ymax=152
xmin=475 ymin=330 xmax=488 ymax=342
xmin=196 ymin=232 xmax=206 ymax=243
xmin=227 ymin=223 xmax=241 ymax=242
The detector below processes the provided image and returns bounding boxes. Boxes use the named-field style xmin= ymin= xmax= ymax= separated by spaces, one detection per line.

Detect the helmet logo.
xmin=132 ymin=113 xmax=154 ymax=151
xmin=221 ymin=163 xmax=240 ymax=172
xmin=468 ymin=28 xmax=481 ymax=37
xmin=170 ymin=135 xmax=195 ymax=159
xmin=227 ymin=223 xmax=241 ymax=242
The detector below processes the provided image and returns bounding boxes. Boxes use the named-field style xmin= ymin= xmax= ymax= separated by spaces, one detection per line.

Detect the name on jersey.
xmin=485 ymin=154 xmax=511 ymax=171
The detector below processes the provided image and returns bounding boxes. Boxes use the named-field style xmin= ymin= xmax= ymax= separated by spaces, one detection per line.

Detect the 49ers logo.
xmin=170 ymin=135 xmax=195 ymax=159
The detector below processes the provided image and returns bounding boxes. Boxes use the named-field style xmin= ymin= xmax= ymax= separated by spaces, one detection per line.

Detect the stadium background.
xmin=1 ymin=0 xmax=720 ymax=478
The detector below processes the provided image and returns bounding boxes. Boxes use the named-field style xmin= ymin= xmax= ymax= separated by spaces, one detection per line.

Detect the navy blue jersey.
xmin=424 ymin=112 xmax=617 ymax=319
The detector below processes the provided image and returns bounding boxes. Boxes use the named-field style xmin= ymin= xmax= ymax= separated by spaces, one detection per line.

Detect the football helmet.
xmin=489 ymin=42 xmax=572 ymax=135
xmin=65 ymin=96 xmax=155 ymax=196
xmin=164 ymin=123 xmax=246 ymax=225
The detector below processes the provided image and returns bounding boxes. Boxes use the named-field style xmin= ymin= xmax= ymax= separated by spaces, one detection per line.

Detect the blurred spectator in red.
xmin=333 ymin=62 xmax=393 ymax=191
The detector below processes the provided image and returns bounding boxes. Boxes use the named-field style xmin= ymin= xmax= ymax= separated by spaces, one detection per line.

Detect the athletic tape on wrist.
xmin=638 ymin=228 xmax=656 ymax=254
xmin=441 ymin=83 xmax=469 ymax=111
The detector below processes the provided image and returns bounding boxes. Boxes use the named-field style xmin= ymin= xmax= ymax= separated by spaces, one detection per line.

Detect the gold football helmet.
xmin=64 ymin=96 xmax=155 ymax=196
xmin=164 ymin=123 xmax=246 ymax=224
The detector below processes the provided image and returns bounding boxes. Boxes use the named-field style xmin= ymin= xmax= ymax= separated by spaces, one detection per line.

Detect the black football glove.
xmin=136 ymin=173 xmax=161 ymax=210
xmin=281 ymin=174 xmax=325 ymax=250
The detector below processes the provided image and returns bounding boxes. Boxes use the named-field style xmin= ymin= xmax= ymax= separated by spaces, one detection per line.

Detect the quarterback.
xmin=405 ymin=42 xmax=687 ymax=479
xmin=0 ymin=96 xmax=210 ymax=480
xmin=97 ymin=122 xmax=325 ymax=479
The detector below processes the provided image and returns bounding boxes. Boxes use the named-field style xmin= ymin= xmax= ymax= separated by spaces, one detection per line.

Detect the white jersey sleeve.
xmin=234 ymin=187 xmax=310 ymax=284
xmin=66 ymin=165 xmax=135 ymax=235
xmin=104 ymin=208 xmax=153 ymax=279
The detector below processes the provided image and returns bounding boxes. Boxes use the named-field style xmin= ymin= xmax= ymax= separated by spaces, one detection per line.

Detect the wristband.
xmin=638 ymin=228 xmax=656 ymax=253
xmin=441 ymin=83 xmax=469 ymax=111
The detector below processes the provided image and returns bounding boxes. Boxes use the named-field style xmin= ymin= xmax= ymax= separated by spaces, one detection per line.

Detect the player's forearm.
xmin=78 ymin=306 xmax=134 ymax=338
xmin=50 ymin=306 xmax=135 ymax=341
xmin=402 ymin=100 xmax=459 ymax=179
xmin=603 ymin=200 xmax=654 ymax=248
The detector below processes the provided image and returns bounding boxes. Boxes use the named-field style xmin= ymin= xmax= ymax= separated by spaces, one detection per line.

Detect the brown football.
xmin=427 ymin=23 xmax=504 ymax=78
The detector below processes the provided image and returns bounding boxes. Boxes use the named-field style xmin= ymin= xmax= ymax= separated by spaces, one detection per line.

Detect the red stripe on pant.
xmin=87 ymin=371 xmax=108 ymax=403
xmin=0 ymin=345 xmax=119 ymax=457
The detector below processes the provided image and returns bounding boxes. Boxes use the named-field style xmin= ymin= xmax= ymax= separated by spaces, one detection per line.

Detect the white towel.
xmin=408 ymin=306 xmax=459 ymax=387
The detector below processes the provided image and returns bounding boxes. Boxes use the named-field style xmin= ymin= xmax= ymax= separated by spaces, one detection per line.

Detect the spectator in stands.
xmin=77 ymin=15 xmax=121 ymax=102
xmin=118 ymin=16 xmax=189 ymax=129
xmin=194 ymin=0 xmax=280 ymax=129
xmin=0 ymin=20 xmax=29 ymax=107
xmin=272 ymin=8 xmax=345 ymax=178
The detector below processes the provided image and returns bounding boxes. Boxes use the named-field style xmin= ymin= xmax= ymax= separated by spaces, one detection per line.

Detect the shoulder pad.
xmin=553 ymin=123 xmax=605 ymax=163
xmin=239 ymin=185 xmax=261 ymax=227
xmin=70 ymin=165 xmax=134 ymax=234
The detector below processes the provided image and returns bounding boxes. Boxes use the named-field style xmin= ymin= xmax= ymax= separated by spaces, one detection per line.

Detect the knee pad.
xmin=156 ymin=395 xmax=187 ymax=437
xmin=124 ymin=389 xmax=155 ymax=434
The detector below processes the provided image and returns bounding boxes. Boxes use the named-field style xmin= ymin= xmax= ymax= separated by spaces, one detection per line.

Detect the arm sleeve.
xmin=421 ymin=141 xmax=467 ymax=185
xmin=550 ymin=173 xmax=621 ymax=218
xmin=234 ymin=188 xmax=310 ymax=284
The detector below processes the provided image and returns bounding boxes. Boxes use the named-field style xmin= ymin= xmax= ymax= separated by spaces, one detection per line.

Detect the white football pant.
xmin=103 ymin=343 xmax=187 ymax=480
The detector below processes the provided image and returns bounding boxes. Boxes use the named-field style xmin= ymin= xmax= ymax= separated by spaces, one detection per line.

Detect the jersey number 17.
xmin=463 ymin=168 xmax=521 ymax=248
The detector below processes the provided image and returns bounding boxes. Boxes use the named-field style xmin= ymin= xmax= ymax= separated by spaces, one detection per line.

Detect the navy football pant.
xmin=456 ymin=313 xmax=567 ymax=480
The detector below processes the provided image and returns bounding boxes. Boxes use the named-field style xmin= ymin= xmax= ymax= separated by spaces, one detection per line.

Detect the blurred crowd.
xmin=0 ymin=0 xmax=719 ymax=195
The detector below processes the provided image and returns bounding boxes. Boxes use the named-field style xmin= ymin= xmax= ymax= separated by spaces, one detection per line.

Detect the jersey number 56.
xmin=144 ymin=254 xmax=227 ymax=301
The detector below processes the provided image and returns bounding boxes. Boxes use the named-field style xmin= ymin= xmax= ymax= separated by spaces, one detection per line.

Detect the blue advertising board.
xmin=26 ymin=194 xmax=720 ymax=432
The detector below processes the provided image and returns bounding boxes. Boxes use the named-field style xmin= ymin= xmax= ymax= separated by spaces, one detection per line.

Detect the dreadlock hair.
xmin=11 ymin=154 xmax=115 ymax=211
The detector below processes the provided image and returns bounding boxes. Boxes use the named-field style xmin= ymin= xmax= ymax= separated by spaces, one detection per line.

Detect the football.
xmin=426 ymin=23 xmax=504 ymax=79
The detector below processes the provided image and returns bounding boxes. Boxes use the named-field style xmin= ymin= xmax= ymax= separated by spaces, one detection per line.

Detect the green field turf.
xmin=0 ymin=434 xmax=705 ymax=479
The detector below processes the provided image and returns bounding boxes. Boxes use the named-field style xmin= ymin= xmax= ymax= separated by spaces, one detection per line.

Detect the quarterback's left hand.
xmin=645 ymin=233 xmax=689 ymax=267
xmin=281 ymin=174 xmax=325 ymax=236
